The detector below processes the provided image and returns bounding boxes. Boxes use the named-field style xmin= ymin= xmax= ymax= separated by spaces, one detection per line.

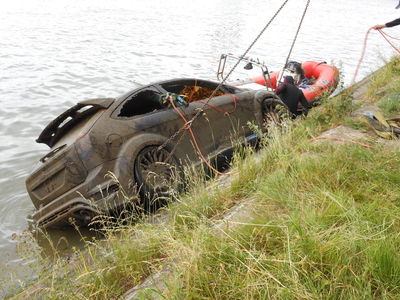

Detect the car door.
xmin=185 ymin=91 xmax=256 ymax=158
xmin=118 ymin=85 xmax=199 ymax=163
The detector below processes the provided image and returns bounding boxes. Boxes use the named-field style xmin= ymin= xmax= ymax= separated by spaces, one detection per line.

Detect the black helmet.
xmin=284 ymin=76 xmax=295 ymax=85
xmin=285 ymin=61 xmax=303 ymax=75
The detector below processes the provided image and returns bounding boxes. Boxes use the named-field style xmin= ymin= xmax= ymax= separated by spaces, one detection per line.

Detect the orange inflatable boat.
xmin=238 ymin=61 xmax=339 ymax=103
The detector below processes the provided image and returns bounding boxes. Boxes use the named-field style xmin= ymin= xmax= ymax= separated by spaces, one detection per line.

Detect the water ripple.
xmin=0 ymin=0 xmax=398 ymax=292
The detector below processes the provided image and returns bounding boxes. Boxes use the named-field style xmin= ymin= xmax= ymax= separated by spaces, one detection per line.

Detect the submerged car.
xmin=26 ymin=77 xmax=285 ymax=228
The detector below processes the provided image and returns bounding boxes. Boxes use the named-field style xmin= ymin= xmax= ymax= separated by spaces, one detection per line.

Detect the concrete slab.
xmin=317 ymin=125 xmax=368 ymax=141
xmin=352 ymin=103 xmax=381 ymax=118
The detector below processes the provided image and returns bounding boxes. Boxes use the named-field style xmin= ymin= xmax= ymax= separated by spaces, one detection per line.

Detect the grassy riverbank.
xmin=363 ymin=56 xmax=400 ymax=117
xmin=11 ymin=57 xmax=400 ymax=299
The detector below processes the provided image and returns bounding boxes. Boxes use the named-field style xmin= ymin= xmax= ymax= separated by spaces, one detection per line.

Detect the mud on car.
xmin=26 ymin=78 xmax=286 ymax=228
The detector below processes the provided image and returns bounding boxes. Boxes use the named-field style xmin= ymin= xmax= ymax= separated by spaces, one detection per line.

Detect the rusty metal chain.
xmin=196 ymin=0 xmax=291 ymax=112
xmin=159 ymin=0 xmax=291 ymax=153
xmin=283 ymin=0 xmax=311 ymax=70
xmin=157 ymin=119 xmax=193 ymax=152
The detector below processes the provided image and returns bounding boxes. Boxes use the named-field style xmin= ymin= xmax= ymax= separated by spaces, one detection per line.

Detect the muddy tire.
xmin=134 ymin=146 xmax=181 ymax=209
xmin=261 ymin=97 xmax=291 ymax=131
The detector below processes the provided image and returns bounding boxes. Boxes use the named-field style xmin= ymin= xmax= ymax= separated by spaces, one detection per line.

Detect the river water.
xmin=0 ymin=0 xmax=398 ymax=293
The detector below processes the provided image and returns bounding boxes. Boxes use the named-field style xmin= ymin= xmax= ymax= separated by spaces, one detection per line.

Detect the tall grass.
xmin=364 ymin=56 xmax=400 ymax=108
xmin=161 ymin=116 xmax=400 ymax=300
xmin=378 ymin=95 xmax=400 ymax=118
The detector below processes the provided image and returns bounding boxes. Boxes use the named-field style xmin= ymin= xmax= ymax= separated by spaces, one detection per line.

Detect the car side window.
xmin=116 ymin=88 xmax=164 ymax=118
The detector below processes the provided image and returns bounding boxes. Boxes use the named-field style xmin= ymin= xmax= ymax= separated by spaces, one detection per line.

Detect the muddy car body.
xmin=26 ymin=78 xmax=280 ymax=228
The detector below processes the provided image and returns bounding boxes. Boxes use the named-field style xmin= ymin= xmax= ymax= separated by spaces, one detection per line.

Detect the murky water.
xmin=0 ymin=0 xmax=398 ymax=293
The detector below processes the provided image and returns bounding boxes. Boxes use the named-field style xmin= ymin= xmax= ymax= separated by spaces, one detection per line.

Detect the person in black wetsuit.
xmin=373 ymin=1 xmax=400 ymax=29
xmin=275 ymin=76 xmax=310 ymax=116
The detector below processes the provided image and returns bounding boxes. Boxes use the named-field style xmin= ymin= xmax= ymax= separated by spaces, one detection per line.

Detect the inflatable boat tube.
xmin=240 ymin=61 xmax=339 ymax=103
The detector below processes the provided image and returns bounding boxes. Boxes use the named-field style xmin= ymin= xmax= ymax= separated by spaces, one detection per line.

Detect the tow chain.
xmin=157 ymin=117 xmax=191 ymax=153
xmin=157 ymin=91 xmax=195 ymax=151
xmin=159 ymin=0 xmax=313 ymax=175
xmin=193 ymin=0 xmax=291 ymax=115
xmin=282 ymin=0 xmax=311 ymax=71
xmin=159 ymin=0 xmax=291 ymax=154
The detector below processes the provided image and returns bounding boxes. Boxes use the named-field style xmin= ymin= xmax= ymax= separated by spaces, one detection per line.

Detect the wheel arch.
xmin=110 ymin=133 xmax=180 ymax=192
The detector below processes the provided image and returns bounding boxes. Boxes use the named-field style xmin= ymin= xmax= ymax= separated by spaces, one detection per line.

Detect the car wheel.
xmin=134 ymin=146 xmax=181 ymax=209
xmin=261 ymin=97 xmax=291 ymax=131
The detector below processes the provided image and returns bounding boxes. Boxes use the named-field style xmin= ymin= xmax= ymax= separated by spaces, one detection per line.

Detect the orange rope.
xmin=351 ymin=27 xmax=373 ymax=85
xmin=309 ymin=137 xmax=372 ymax=149
xmin=379 ymin=29 xmax=400 ymax=41
xmin=378 ymin=29 xmax=400 ymax=54
xmin=352 ymin=27 xmax=400 ymax=85
xmin=187 ymin=79 xmax=238 ymax=114
xmin=199 ymin=94 xmax=238 ymax=114
xmin=168 ymin=96 xmax=235 ymax=176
